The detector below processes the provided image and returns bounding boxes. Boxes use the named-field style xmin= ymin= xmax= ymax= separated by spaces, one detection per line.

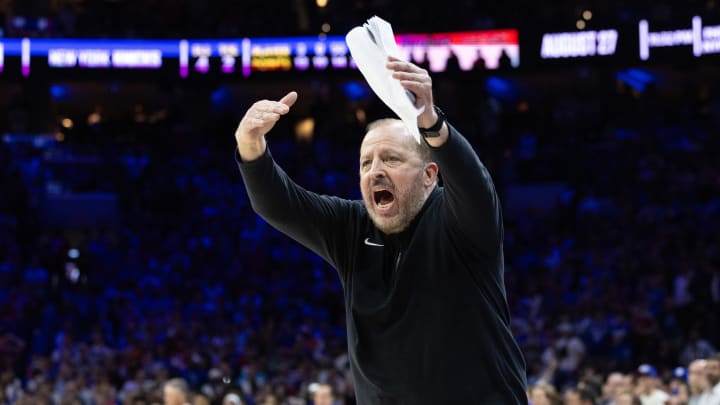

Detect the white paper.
xmin=346 ymin=16 xmax=424 ymax=143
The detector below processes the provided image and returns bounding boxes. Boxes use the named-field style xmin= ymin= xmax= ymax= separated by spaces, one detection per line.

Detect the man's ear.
xmin=424 ymin=162 xmax=439 ymax=187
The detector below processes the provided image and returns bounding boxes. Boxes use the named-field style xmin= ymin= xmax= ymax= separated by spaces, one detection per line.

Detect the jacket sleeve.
xmin=427 ymin=124 xmax=503 ymax=255
xmin=236 ymin=147 xmax=357 ymax=271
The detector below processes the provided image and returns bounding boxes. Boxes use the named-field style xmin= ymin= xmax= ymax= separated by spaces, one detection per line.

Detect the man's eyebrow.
xmin=360 ymin=145 xmax=403 ymax=159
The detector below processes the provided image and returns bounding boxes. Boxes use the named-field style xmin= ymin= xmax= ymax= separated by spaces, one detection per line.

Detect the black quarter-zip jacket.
xmin=238 ymin=125 xmax=527 ymax=404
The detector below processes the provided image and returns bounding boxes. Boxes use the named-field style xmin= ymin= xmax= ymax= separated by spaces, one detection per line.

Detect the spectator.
xmin=542 ymin=321 xmax=586 ymax=387
xmin=192 ymin=393 xmax=210 ymax=405
xmin=667 ymin=367 xmax=690 ymax=405
xmin=705 ymin=356 xmax=720 ymax=404
xmin=221 ymin=392 xmax=244 ymax=405
xmin=163 ymin=379 xmax=192 ymax=405
xmin=679 ymin=329 xmax=717 ymax=367
xmin=615 ymin=391 xmax=642 ymax=405
xmin=687 ymin=359 xmax=711 ymax=405
xmin=311 ymin=383 xmax=335 ymax=405
xmin=529 ymin=384 xmax=562 ymax=405
xmin=601 ymin=372 xmax=626 ymax=405
xmin=564 ymin=386 xmax=596 ymax=405
xmin=635 ymin=365 xmax=669 ymax=405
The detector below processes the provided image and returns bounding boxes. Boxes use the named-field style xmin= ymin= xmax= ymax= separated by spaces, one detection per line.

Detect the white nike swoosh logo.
xmin=364 ymin=238 xmax=384 ymax=247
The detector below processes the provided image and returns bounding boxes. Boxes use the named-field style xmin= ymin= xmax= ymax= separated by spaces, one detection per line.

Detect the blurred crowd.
xmin=2 ymin=44 xmax=720 ymax=405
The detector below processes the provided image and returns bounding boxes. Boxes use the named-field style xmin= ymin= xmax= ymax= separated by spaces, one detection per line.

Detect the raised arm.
xmin=385 ymin=55 xmax=449 ymax=147
xmin=429 ymin=124 xmax=503 ymax=254
xmin=386 ymin=56 xmax=502 ymax=254
xmin=235 ymin=92 xmax=357 ymax=270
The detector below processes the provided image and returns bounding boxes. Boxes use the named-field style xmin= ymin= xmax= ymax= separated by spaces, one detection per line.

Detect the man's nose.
xmin=368 ymin=158 xmax=386 ymax=177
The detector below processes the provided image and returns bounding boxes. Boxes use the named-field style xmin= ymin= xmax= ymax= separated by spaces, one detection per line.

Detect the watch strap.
xmin=419 ymin=106 xmax=446 ymax=137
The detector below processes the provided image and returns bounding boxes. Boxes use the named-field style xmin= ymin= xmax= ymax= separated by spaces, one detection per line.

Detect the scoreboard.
xmin=2 ymin=15 xmax=717 ymax=79
xmin=0 ymin=29 xmax=521 ymax=78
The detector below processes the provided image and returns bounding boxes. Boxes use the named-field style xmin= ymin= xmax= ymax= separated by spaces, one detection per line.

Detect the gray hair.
xmin=365 ymin=118 xmax=432 ymax=164
xmin=164 ymin=378 xmax=191 ymax=400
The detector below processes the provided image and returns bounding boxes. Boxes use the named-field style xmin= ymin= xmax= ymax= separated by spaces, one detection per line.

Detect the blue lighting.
xmin=50 ymin=84 xmax=68 ymax=100
xmin=341 ymin=81 xmax=370 ymax=101
xmin=485 ymin=76 xmax=515 ymax=101
xmin=210 ymin=86 xmax=231 ymax=110
xmin=616 ymin=68 xmax=656 ymax=92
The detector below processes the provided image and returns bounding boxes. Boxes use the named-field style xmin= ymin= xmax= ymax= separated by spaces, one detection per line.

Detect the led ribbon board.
xmin=639 ymin=16 xmax=720 ymax=60
xmin=540 ymin=30 xmax=619 ymax=59
xmin=396 ymin=29 xmax=520 ymax=70
xmin=0 ymin=29 xmax=520 ymax=78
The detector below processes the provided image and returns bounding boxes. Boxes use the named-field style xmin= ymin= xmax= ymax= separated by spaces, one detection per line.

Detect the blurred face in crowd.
xmin=669 ymin=379 xmax=689 ymax=403
xmin=222 ymin=393 xmax=244 ymax=405
xmin=360 ymin=121 xmax=437 ymax=234
xmin=262 ymin=395 xmax=278 ymax=405
xmin=622 ymin=375 xmax=634 ymax=393
xmin=312 ymin=384 xmax=334 ymax=405
xmin=163 ymin=386 xmax=187 ymax=405
xmin=688 ymin=360 xmax=709 ymax=394
xmin=706 ymin=359 xmax=720 ymax=386
xmin=615 ymin=392 xmax=640 ymax=405
xmin=193 ymin=395 xmax=210 ymax=405
xmin=603 ymin=372 xmax=625 ymax=400
xmin=636 ymin=375 xmax=656 ymax=394
xmin=563 ymin=389 xmax=581 ymax=405
xmin=529 ymin=386 xmax=553 ymax=405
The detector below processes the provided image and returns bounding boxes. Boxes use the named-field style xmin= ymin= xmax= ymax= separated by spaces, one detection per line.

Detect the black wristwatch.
xmin=419 ymin=105 xmax=446 ymax=138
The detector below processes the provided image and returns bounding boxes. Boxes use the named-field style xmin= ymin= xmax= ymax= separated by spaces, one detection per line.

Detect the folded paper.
xmin=346 ymin=16 xmax=424 ymax=143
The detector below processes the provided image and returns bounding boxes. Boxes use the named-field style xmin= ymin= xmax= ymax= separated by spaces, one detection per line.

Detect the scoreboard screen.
xmin=0 ymin=29 xmax=520 ymax=78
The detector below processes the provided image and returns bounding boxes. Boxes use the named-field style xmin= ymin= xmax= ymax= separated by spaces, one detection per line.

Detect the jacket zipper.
xmin=395 ymin=251 xmax=402 ymax=273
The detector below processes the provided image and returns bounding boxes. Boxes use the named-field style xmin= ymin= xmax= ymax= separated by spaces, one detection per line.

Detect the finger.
xmin=255 ymin=100 xmax=290 ymax=115
xmin=387 ymin=55 xmax=403 ymax=63
xmin=256 ymin=111 xmax=280 ymax=122
xmin=239 ymin=117 xmax=265 ymax=130
xmin=279 ymin=91 xmax=298 ymax=109
xmin=398 ymin=80 xmax=432 ymax=97
xmin=386 ymin=60 xmax=424 ymax=73
xmin=391 ymin=71 xmax=429 ymax=82
xmin=242 ymin=110 xmax=279 ymax=125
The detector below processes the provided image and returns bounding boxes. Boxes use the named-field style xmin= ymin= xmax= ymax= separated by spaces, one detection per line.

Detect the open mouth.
xmin=373 ymin=189 xmax=395 ymax=209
